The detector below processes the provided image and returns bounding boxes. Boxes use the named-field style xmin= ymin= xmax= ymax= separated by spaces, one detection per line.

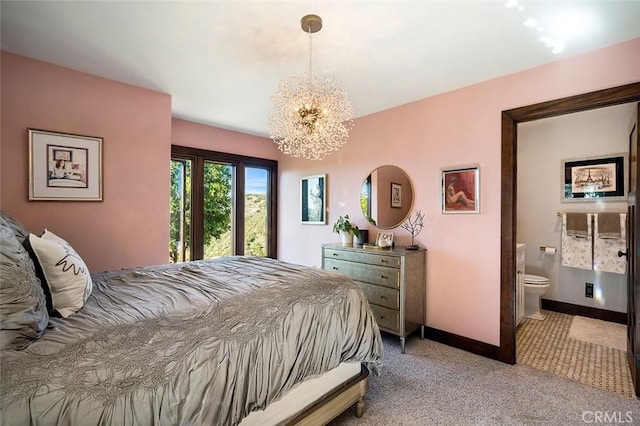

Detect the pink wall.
xmin=172 ymin=118 xmax=278 ymax=159
xmin=0 ymin=52 xmax=279 ymax=273
xmin=2 ymin=38 xmax=639 ymax=349
xmin=0 ymin=52 xmax=172 ymax=273
xmin=278 ymin=38 xmax=640 ymax=346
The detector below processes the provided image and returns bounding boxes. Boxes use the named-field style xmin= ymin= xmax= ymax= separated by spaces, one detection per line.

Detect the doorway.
xmin=498 ymin=83 xmax=640 ymax=378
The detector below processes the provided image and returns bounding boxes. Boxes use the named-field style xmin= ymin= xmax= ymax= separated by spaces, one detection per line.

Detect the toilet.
xmin=524 ymin=274 xmax=550 ymax=320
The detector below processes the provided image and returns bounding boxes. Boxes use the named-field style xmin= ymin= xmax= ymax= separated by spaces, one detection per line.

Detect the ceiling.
xmin=2 ymin=1 xmax=639 ymax=137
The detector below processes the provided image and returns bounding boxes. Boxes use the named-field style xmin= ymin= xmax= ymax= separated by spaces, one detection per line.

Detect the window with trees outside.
xmin=170 ymin=146 xmax=277 ymax=262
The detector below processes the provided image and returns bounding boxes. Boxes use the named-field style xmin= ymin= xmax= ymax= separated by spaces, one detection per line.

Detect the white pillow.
xmin=23 ymin=230 xmax=92 ymax=318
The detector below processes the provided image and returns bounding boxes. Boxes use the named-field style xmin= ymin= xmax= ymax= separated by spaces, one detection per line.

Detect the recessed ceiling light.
xmin=551 ymin=41 xmax=565 ymax=54
xmin=548 ymin=11 xmax=594 ymax=39
xmin=509 ymin=1 xmax=574 ymax=55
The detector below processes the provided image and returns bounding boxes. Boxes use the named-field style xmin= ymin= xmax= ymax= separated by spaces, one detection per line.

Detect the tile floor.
xmin=516 ymin=310 xmax=634 ymax=397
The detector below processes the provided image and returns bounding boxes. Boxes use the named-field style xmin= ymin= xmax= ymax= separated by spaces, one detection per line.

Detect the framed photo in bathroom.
xmin=441 ymin=165 xmax=480 ymax=214
xmin=561 ymin=154 xmax=627 ymax=202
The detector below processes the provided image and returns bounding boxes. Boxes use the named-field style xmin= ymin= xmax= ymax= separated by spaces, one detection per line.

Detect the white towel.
xmin=593 ymin=213 xmax=627 ymax=274
xmin=561 ymin=213 xmax=593 ymax=270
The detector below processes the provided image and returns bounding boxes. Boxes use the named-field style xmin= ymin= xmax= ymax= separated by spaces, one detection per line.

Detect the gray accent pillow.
xmin=0 ymin=217 xmax=49 ymax=350
xmin=0 ymin=210 xmax=31 ymax=242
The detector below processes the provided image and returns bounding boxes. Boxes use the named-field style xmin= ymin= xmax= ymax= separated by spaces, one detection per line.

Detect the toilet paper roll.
xmin=544 ymin=247 xmax=557 ymax=255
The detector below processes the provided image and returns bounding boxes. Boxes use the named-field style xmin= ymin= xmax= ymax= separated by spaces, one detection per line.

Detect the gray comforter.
xmin=0 ymin=257 xmax=383 ymax=425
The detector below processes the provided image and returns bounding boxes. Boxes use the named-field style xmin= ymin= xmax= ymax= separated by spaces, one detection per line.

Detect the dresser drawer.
xmin=358 ymin=282 xmax=399 ymax=310
xmin=324 ymin=248 xmax=400 ymax=268
xmin=370 ymin=304 xmax=400 ymax=333
xmin=324 ymin=258 xmax=400 ymax=288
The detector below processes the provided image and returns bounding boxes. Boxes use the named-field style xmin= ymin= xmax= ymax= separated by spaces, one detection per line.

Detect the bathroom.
xmin=516 ymin=102 xmax=635 ymax=396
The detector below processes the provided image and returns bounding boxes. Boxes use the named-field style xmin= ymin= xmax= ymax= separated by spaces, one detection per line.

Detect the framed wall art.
xmin=29 ymin=128 xmax=103 ymax=201
xmin=300 ymin=174 xmax=326 ymax=224
xmin=391 ymin=182 xmax=402 ymax=208
xmin=442 ymin=165 xmax=480 ymax=214
xmin=561 ymin=154 xmax=627 ymax=202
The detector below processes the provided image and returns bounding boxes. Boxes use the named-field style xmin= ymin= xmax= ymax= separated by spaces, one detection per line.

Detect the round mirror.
xmin=360 ymin=165 xmax=414 ymax=229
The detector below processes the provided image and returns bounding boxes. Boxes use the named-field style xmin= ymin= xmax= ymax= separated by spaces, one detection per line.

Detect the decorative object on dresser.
xmin=401 ymin=210 xmax=424 ymax=250
xmin=300 ymin=174 xmax=326 ymax=224
xmin=333 ymin=214 xmax=360 ymax=246
xmin=28 ymin=128 xmax=103 ymax=201
xmin=441 ymin=165 xmax=479 ymax=214
xmin=322 ymin=243 xmax=426 ymax=353
xmin=356 ymin=229 xmax=369 ymax=245
xmin=375 ymin=231 xmax=394 ymax=248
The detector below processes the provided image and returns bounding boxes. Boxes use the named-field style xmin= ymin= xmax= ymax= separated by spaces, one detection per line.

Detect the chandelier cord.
xmin=307 ymin=23 xmax=313 ymax=87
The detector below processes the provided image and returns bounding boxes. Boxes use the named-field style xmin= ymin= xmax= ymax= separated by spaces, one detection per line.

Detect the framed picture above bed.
xmin=28 ymin=129 xmax=103 ymax=201
xmin=300 ymin=174 xmax=326 ymax=224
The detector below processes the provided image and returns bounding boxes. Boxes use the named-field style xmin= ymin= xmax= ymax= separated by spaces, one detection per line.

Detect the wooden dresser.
xmin=321 ymin=243 xmax=426 ymax=353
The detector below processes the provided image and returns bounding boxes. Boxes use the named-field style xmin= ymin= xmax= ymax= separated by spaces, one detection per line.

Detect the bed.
xmin=0 ymin=212 xmax=383 ymax=425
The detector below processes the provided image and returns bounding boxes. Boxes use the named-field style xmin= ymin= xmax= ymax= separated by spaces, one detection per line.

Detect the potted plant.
xmin=333 ymin=214 xmax=360 ymax=246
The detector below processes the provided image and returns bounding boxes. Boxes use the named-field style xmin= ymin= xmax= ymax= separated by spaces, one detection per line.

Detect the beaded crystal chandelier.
xmin=268 ymin=15 xmax=354 ymax=161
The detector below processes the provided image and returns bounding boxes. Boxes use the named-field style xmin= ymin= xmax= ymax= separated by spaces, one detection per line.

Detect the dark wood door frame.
xmin=499 ymin=82 xmax=640 ymax=364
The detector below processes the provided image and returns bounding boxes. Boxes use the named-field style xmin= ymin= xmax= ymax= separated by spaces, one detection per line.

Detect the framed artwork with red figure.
xmin=442 ymin=165 xmax=479 ymax=214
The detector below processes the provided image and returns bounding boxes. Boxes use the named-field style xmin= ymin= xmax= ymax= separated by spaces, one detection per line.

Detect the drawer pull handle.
xmin=381 ymin=275 xmax=387 ymax=279
xmin=380 ymin=296 xmax=386 ymax=300
xmin=332 ymin=267 xmax=338 ymax=270
xmin=381 ymin=259 xmax=387 ymax=263
xmin=380 ymin=316 xmax=385 ymax=320
xmin=332 ymin=253 xmax=338 ymax=256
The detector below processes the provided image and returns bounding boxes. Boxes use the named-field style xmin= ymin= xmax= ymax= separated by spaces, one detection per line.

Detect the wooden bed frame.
xmin=289 ymin=365 xmax=370 ymax=425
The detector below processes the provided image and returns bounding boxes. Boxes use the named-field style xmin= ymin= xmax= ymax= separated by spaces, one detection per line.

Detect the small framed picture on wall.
xmin=442 ymin=165 xmax=479 ymax=214
xmin=300 ymin=174 xmax=326 ymax=224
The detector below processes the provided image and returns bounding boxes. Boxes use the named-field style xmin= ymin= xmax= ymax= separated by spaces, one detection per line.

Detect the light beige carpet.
xmin=332 ymin=336 xmax=639 ymax=425
xmin=569 ymin=315 xmax=627 ymax=351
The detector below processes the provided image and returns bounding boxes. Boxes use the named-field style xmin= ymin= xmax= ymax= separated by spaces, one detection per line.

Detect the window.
xmin=170 ymin=146 xmax=277 ymax=261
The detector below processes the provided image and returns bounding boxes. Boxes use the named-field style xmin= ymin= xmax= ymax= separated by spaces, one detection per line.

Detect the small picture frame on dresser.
xmin=376 ymin=232 xmax=394 ymax=248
